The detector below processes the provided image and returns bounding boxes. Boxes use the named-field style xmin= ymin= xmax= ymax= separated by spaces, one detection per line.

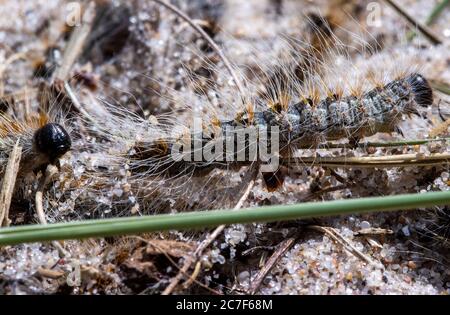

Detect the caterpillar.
xmin=0 ymin=111 xmax=71 ymax=179
xmin=124 ymin=72 xmax=433 ymax=177
xmin=60 ymin=12 xmax=440 ymax=218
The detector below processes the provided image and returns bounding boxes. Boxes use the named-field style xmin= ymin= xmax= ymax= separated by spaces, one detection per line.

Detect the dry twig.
xmin=35 ymin=165 xmax=68 ymax=257
xmin=35 ymin=166 xmax=58 ymax=225
xmin=354 ymin=228 xmax=394 ymax=236
xmin=36 ymin=267 xmax=65 ymax=279
xmin=308 ymin=225 xmax=378 ymax=267
xmin=162 ymin=165 xmax=259 ymax=295
xmin=64 ymin=81 xmax=99 ymax=124
xmin=0 ymin=140 xmax=22 ymax=227
xmin=53 ymin=1 xmax=96 ymax=82
xmin=182 ymin=261 xmax=202 ymax=289
xmin=285 ymin=152 xmax=450 ymax=168
xmin=248 ymin=237 xmax=297 ymax=295
xmin=130 ymin=236 xmax=222 ymax=295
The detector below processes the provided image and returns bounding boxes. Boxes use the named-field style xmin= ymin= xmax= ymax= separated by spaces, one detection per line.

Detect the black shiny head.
xmin=407 ymin=73 xmax=433 ymax=107
xmin=34 ymin=123 xmax=71 ymax=162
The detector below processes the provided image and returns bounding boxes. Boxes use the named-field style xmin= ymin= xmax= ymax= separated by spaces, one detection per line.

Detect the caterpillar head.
xmin=34 ymin=123 xmax=72 ymax=164
xmin=407 ymin=73 xmax=433 ymax=108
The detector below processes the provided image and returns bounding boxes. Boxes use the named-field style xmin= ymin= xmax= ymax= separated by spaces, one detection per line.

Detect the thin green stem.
xmin=407 ymin=0 xmax=449 ymax=41
xmin=1 ymin=191 xmax=450 ymax=246
xmin=431 ymin=81 xmax=450 ymax=96
xmin=426 ymin=0 xmax=450 ymax=24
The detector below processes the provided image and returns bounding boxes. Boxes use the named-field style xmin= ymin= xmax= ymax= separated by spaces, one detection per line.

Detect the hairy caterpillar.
xmin=0 ymin=111 xmax=71 ymax=178
xmin=123 ymin=72 xmax=433 ymax=177
xmin=61 ymin=11 xmax=440 ymax=218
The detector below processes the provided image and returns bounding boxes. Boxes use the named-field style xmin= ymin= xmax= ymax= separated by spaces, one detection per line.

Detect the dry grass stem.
xmin=248 ymin=237 xmax=297 ymax=295
xmin=53 ymin=1 xmax=96 ymax=82
xmin=0 ymin=140 xmax=22 ymax=227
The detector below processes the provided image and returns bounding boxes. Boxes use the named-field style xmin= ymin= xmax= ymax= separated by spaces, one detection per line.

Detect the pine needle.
xmin=1 ymin=190 xmax=450 ymax=246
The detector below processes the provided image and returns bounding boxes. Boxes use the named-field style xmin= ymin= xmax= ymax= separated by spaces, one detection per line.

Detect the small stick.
xmin=0 ymin=140 xmax=22 ymax=227
xmin=131 ymin=236 xmax=222 ymax=295
xmin=303 ymin=184 xmax=353 ymax=202
xmin=294 ymin=162 xmax=448 ymax=168
xmin=162 ymin=165 xmax=259 ymax=295
xmin=53 ymin=1 xmax=96 ymax=82
xmin=161 ymin=255 xmax=193 ymax=295
xmin=301 ymin=137 xmax=450 ymax=150
xmin=285 ymin=152 xmax=450 ymax=168
xmin=51 ymin=1 xmax=97 ymax=124
xmin=149 ymin=0 xmax=246 ymax=102
xmin=0 ymin=53 xmax=26 ymax=96
xmin=308 ymin=225 xmax=377 ymax=266
xmin=36 ymin=267 xmax=64 ymax=279
xmin=383 ymin=0 xmax=443 ymax=45
xmin=64 ymin=81 xmax=99 ymax=125
xmin=35 ymin=165 xmax=68 ymax=257
xmin=242 ymin=245 xmax=276 ymax=256
xmin=354 ymin=227 xmax=394 ymax=236
xmin=35 ymin=166 xmax=57 ymax=225
xmin=182 ymin=261 xmax=202 ymax=289
xmin=248 ymin=237 xmax=297 ymax=295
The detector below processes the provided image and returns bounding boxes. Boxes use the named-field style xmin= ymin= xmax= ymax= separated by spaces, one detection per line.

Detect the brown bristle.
xmin=38 ymin=113 xmax=50 ymax=127
xmin=279 ymin=93 xmax=291 ymax=111
xmin=334 ymin=86 xmax=344 ymax=99
xmin=350 ymin=83 xmax=363 ymax=97
xmin=210 ymin=116 xmax=221 ymax=127
xmin=366 ymin=68 xmax=383 ymax=88
xmin=155 ymin=139 xmax=169 ymax=155
xmin=245 ymin=103 xmax=255 ymax=123
xmin=132 ymin=139 xmax=169 ymax=160
xmin=269 ymin=101 xmax=283 ymax=113
xmin=307 ymin=86 xmax=320 ymax=107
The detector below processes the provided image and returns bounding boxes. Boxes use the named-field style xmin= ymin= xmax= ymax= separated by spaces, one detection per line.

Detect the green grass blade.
xmin=431 ymin=81 xmax=450 ymax=96
xmin=426 ymin=0 xmax=450 ymax=24
xmin=1 ymin=190 xmax=450 ymax=246
xmin=407 ymin=0 xmax=449 ymax=40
